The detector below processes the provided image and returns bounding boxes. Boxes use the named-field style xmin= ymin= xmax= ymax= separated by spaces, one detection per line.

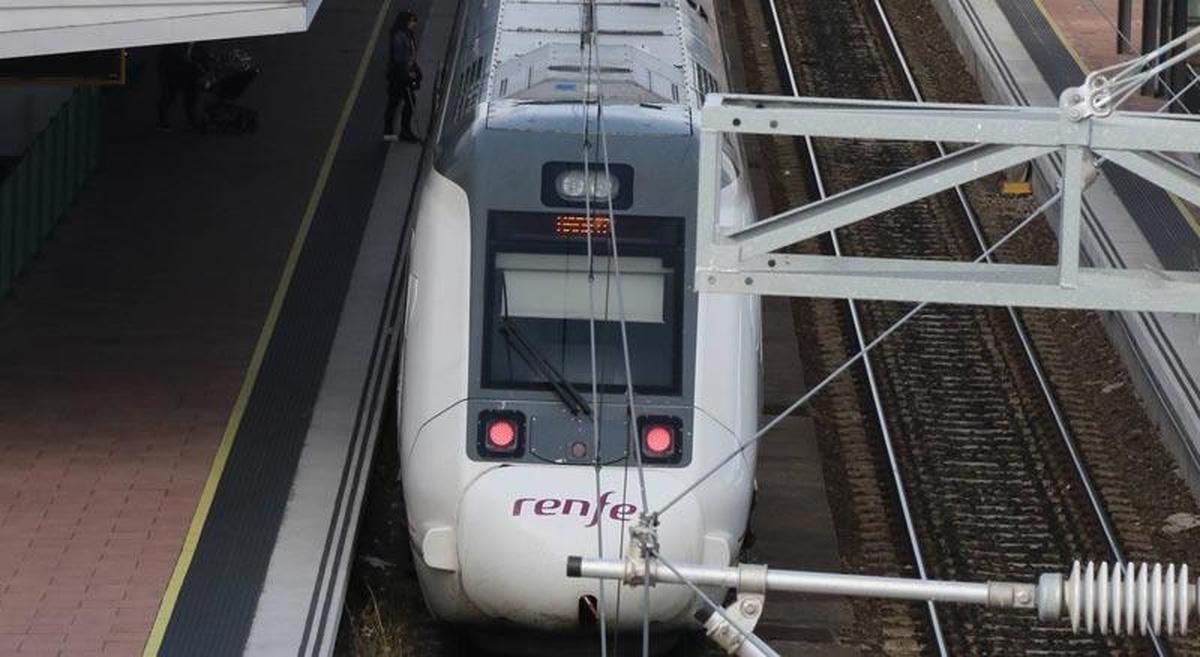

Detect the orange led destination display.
xmin=555 ymin=214 xmax=611 ymax=236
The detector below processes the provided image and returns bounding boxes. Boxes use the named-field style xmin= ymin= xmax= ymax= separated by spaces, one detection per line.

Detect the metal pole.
xmin=1162 ymin=0 xmax=1175 ymax=97
xmin=1144 ymin=0 xmax=1163 ymax=95
xmin=1172 ymin=0 xmax=1190 ymax=111
xmin=570 ymin=557 xmax=1200 ymax=638
xmin=1119 ymin=0 xmax=1133 ymax=53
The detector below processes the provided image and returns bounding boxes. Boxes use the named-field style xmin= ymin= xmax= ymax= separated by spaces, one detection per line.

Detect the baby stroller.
xmin=198 ymin=47 xmax=260 ymax=133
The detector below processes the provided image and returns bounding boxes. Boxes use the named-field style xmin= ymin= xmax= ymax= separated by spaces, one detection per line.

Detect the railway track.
xmin=729 ymin=0 xmax=1200 ymax=654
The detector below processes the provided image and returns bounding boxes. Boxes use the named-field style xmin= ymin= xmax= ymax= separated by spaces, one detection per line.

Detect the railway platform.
xmin=0 ymin=0 xmax=446 ymax=654
xmin=752 ymin=300 xmax=861 ymax=657
xmin=933 ymin=0 xmax=1200 ymax=492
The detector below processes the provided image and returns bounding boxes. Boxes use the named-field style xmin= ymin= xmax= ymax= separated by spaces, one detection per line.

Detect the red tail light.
xmin=644 ymin=425 xmax=673 ymax=455
xmin=487 ymin=419 xmax=517 ymax=449
xmin=478 ymin=411 xmax=525 ymax=457
xmin=638 ymin=416 xmax=682 ymax=463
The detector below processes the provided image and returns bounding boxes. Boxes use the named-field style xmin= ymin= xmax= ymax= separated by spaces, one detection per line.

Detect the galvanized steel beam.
xmin=697 ymin=255 xmax=1200 ymax=313
xmin=1098 ymin=149 xmax=1200 ymax=208
xmin=705 ymin=95 xmax=1200 ymax=151
xmin=695 ymin=94 xmax=1200 ymax=313
xmin=726 ymin=143 xmax=1054 ymax=258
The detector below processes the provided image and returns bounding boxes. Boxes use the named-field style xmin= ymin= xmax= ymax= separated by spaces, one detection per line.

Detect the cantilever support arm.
xmin=566 ymin=555 xmax=1200 ymax=638
xmin=726 ymin=143 xmax=1054 ymax=258
xmin=695 ymin=93 xmax=1200 ymax=314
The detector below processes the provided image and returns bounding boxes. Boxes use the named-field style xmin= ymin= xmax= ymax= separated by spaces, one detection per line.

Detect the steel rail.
xmin=867 ymin=2 xmax=1168 ymax=655
xmin=759 ymin=0 xmax=952 ymax=653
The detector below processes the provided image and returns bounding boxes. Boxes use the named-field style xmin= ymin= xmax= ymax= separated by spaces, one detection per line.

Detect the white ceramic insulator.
xmin=1063 ymin=561 xmax=1195 ymax=636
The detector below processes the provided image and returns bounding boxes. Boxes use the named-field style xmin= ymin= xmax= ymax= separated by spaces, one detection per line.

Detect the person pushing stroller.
xmin=157 ymin=41 xmax=259 ymax=134
xmin=384 ymin=11 xmax=422 ymax=142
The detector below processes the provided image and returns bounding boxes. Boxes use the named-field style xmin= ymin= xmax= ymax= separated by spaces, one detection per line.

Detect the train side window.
xmin=694 ymin=64 xmax=720 ymax=102
xmin=453 ymin=56 xmax=485 ymax=121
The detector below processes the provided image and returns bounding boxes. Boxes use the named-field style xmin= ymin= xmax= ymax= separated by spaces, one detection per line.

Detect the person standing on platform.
xmin=157 ymin=42 xmax=206 ymax=131
xmin=384 ymin=11 xmax=422 ymax=143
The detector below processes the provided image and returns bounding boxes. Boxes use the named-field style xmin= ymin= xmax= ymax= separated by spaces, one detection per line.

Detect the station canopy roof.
xmin=0 ymin=1 xmax=321 ymax=59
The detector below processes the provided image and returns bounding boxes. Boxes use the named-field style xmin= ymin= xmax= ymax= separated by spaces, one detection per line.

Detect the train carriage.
xmin=397 ymin=0 xmax=759 ymax=644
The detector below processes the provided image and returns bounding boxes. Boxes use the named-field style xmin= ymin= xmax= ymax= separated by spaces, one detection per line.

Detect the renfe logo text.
xmin=512 ymin=491 xmax=637 ymax=528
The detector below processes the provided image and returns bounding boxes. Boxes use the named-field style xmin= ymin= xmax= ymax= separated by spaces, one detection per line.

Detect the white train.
xmin=397 ymin=0 xmax=760 ymax=646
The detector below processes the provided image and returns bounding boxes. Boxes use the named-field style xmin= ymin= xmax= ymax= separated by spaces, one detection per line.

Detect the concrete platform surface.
xmin=753 ymin=299 xmax=861 ymax=657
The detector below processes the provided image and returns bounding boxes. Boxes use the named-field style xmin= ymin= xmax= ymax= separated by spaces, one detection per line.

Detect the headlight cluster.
xmin=555 ymin=169 xmax=620 ymax=202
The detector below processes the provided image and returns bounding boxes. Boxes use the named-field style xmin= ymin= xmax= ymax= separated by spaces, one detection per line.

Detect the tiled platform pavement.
xmin=0 ymin=370 xmax=229 ymax=655
xmin=1037 ymin=0 xmax=1200 ymax=224
xmin=1039 ymin=0 xmax=1163 ymax=110
xmin=1039 ymin=0 xmax=1137 ymax=68
xmin=0 ymin=0 xmax=384 ymax=654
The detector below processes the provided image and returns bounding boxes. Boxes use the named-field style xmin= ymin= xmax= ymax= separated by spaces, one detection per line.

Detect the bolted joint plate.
xmin=704 ymin=590 xmax=767 ymax=655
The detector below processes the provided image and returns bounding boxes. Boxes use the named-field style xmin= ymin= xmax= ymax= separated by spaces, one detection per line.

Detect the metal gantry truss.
xmin=694 ymin=92 xmax=1200 ymax=313
xmin=594 ymin=34 xmax=1200 ymax=656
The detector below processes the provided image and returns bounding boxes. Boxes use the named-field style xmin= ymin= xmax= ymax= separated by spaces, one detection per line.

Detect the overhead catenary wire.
xmin=651 ymin=183 xmax=1059 ymax=657
xmin=596 ymin=94 xmax=652 ymax=518
xmin=655 ymin=190 xmax=1063 ymax=517
xmin=653 ymin=551 xmax=783 ymax=657
xmin=1098 ymin=24 xmax=1200 ymax=109
xmin=1075 ymin=0 xmax=1200 ymax=114
xmin=579 ymin=1 xmax=654 ymax=654
xmin=595 ymin=91 xmax=655 ymax=657
xmin=580 ymin=1 xmax=610 ymax=653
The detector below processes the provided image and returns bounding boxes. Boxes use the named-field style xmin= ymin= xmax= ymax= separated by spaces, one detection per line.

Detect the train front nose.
xmin=456 ymin=466 xmax=710 ymax=631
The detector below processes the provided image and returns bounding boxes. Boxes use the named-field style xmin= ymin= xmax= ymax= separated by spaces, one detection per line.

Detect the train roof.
xmin=443 ymin=0 xmax=727 ymax=136
xmin=488 ymin=0 xmax=698 ymax=106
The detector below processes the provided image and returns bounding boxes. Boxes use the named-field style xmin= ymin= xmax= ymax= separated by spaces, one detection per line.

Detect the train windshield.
xmin=483 ymin=212 xmax=683 ymax=395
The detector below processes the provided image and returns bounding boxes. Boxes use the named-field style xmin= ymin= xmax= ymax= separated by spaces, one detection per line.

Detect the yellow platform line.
xmin=142 ymin=1 xmax=393 ymax=653
xmin=1029 ymin=0 xmax=1089 ymax=75
xmin=1030 ymin=0 xmax=1200 ymax=239
xmin=1166 ymin=192 xmax=1200 ymax=238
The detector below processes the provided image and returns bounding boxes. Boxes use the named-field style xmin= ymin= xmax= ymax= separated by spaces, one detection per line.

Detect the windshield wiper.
xmin=498 ymin=317 xmax=592 ymax=416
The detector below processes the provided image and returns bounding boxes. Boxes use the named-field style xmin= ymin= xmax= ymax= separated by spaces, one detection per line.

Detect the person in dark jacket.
xmin=384 ymin=11 xmax=422 ymax=142
xmin=157 ymin=42 xmax=207 ymax=131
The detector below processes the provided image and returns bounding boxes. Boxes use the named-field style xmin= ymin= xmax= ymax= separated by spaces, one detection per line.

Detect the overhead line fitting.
xmin=1066 ymin=23 xmax=1200 ymax=120
xmin=567 ymin=555 xmax=1200 ymax=644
